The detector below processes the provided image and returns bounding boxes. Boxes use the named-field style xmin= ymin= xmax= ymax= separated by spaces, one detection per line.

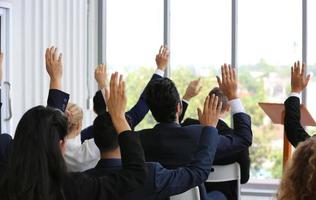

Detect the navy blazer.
xmin=139 ymin=113 xmax=252 ymax=168
xmin=284 ymin=96 xmax=311 ymax=147
xmin=81 ymin=73 xmax=162 ymax=143
xmin=182 ymin=118 xmax=250 ymax=184
xmin=85 ymin=126 xmax=219 ymax=200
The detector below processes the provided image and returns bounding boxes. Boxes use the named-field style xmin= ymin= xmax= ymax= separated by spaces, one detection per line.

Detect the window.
xmin=306 ymin=0 xmax=316 ymax=130
xmin=106 ymin=0 xmax=163 ymax=129
xmin=170 ymin=0 xmax=231 ymax=121
xmin=238 ymin=0 xmax=302 ymax=179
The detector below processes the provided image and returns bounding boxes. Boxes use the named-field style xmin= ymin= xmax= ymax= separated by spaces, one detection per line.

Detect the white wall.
xmin=1 ymin=0 xmax=98 ymax=134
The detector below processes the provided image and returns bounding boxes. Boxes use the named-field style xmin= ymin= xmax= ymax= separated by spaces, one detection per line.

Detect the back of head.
xmin=209 ymin=87 xmax=229 ymax=113
xmin=93 ymin=113 xmax=119 ymax=152
xmin=66 ymin=102 xmax=83 ymax=133
xmin=277 ymin=137 xmax=316 ymax=200
xmin=93 ymin=91 xmax=107 ymax=116
xmin=0 ymin=106 xmax=68 ymax=200
xmin=144 ymin=78 xmax=180 ymax=123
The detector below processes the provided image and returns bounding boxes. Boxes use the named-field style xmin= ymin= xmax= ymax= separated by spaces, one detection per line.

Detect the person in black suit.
xmin=181 ymin=87 xmax=250 ymax=199
xmin=137 ymin=63 xmax=252 ymax=199
xmin=85 ymin=93 xmax=226 ymax=199
xmin=0 ymin=48 xmax=148 ymax=200
xmin=284 ymin=61 xmax=312 ymax=147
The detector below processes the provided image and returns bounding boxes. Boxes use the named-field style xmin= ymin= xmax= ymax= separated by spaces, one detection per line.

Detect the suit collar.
xmin=95 ymin=158 xmax=122 ymax=169
xmin=155 ymin=122 xmax=181 ymax=129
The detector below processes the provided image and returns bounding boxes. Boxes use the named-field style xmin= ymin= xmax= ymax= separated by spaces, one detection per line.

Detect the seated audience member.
xmin=284 ymin=61 xmax=312 ymax=147
xmin=139 ymin=64 xmax=252 ymax=200
xmin=85 ymin=94 xmax=226 ymax=199
xmin=277 ymin=137 xmax=316 ymax=200
xmin=0 ymin=49 xmax=147 ymax=199
xmin=182 ymin=85 xmax=251 ymax=199
xmin=63 ymin=45 xmax=170 ymax=172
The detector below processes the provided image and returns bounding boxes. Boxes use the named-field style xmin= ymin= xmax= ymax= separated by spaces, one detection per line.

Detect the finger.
xmin=221 ymin=65 xmax=225 ymax=80
xmin=203 ymin=95 xmax=210 ymax=115
xmin=211 ymin=95 xmax=219 ymax=111
xmin=159 ymin=45 xmax=163 ymax=55
xmin=217 ymin=101 xmax=223 ymax=115
xmin=53 ymin=48 xmax=58 ymax=61
xmin=231 ymin=66 xmax=236 ymax=81
xmin=216 ymin=76 xmax=222 ymax=87
xmin=197 ymin=108 xmax=203 ymax=121
xmin=301 ymin=62 xmax=306 ymax=76
xmin=58 ymin=54 xmax=63 ymax=66
xmin=305 ymin=74 xmax=311 ymax=87
xmin=291 ymin=66 xmax=294 ymax=77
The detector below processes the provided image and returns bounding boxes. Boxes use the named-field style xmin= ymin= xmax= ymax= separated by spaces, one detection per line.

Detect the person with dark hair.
xmin=85 ymin=94 xmax=226 ymax=200
xmin=0 ymin=48 xmax=147 ymax=200
xmin=284 ymin=61 xmax=311 ymax=147
xmin=138 ymin=64 xmax=252 ymax=200
xmin=64 ymin=46 xmax=172 ymax=172
xmin=181 ymin=84 xmax=251 ymax=199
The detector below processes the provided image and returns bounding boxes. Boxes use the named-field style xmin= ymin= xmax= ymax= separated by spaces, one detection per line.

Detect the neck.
xmin=101 ymin=148 xmax=121 ymax=159
xmin=66 ymin=130 xmax=79 ymax=139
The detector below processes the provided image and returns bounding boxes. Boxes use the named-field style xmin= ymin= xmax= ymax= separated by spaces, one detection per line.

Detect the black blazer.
xmin=284 ymin=96 xmax=311 ymax=147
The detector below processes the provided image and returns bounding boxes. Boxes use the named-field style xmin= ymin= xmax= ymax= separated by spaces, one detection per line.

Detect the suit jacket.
xmin=0 ymin=132 xmax=147 ymax=200
xmin=284 ymin=96 xmax=310 ymax=147
xmin=85 ymin=127 xmax=219 ymax=200
xmin=182 ymin=118 xmax=250 ymax=184
xmin=81 ymin=73 xmax=162 ymax=143
xmin=0 ymin=89 xmax=69 ymax=165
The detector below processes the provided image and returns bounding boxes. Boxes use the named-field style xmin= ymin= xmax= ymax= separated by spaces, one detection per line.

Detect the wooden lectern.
xmin=259 ymin=102 xmax=316 ymax=169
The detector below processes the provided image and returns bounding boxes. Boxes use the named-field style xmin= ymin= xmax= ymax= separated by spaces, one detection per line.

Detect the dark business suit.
xmin=85 ymin=126 xmax=221 ymax=200
xmin=180 ymin=101 xmax=251 ymax=200
xmin=0 ymin=89 xmax=70 ymax=165
xmin=182 ymin=118 xmax=250 ymax=200
xmin=0 ymin=132 xmax=147 ymax=200
xmin=81 ymin=73 xmax=162 ymax=143
xmin=284 ymin=96 xmax=310 ymax=147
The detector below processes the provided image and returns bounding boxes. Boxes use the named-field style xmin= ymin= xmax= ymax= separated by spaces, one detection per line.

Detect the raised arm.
xmin=100 ymin=72 xmax=147 ymax=194
xmin=179 ymin=78 xmax=202 ymax=122
xmin=284 ymin=61 xmax=311 ymax=147
xmin=126 ymin=45 xmax=169 ymax=128
xmin=214 ymin=64 xmax=252 ymax=159
xmin=45 ymin=47 xmax=69 ymax=112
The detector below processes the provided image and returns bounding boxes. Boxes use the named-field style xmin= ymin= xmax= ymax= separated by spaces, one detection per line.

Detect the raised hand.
xmin=45 ymin=46 xmax=63 ymax=90
xmin=216 ymin=63 xmax=238 ymax=100
xmin=197 ymin=94 xmax=222 ymax=127
xmin=107 ymin=72 xmax=131 ymax=134
xmin=291 ymin=61 xmax=311 ymax=93
xmin=95 ymin=64 xmax=107 ymax=89
xmin=155 ymin=45 xmax=169 ymax=71
xmin=0 ymin=52 xmax=3 ymax=82
xmin=183 ymin=78 xmax=203 ymax=101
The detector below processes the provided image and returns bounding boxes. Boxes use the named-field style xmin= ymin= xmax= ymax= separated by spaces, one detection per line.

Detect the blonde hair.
xmin=277 ymin=137 xmax=316 ymax=200
xmin=66 ymin=103 xmax=83 ymax=132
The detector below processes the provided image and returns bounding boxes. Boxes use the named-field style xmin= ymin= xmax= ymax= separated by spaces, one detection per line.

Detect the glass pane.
xmin=306 ymin=0 xmax=316 ymax=135
xmin=239 ymin=0 xmax=301 ymax=179
xmin=106 ymin=0 xmax=163 ymax=130
xmin=170 ymin=0 xmax=231 ymax=122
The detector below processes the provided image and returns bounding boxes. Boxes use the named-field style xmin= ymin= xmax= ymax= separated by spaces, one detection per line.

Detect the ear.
xmin=60 ymin=140 xmax=66 ymax=155
xmin=176 ymin=102 xmax=182 ymax=115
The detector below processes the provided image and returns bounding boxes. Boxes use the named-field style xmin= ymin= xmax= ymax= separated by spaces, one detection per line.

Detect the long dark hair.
xmin=0 ymin=106 xmax=68 ymax=200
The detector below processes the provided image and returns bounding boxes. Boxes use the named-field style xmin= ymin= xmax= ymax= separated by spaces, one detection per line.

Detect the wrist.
xmin=50 ymin=79 xmax=62 ymax=90
xmin=227 ymin=94 xmax=238 ymax=100
xmin=182 ymin=95 xmax=191 ymax=102
xmin=291 ymin=89 xmax=302 ymax=93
